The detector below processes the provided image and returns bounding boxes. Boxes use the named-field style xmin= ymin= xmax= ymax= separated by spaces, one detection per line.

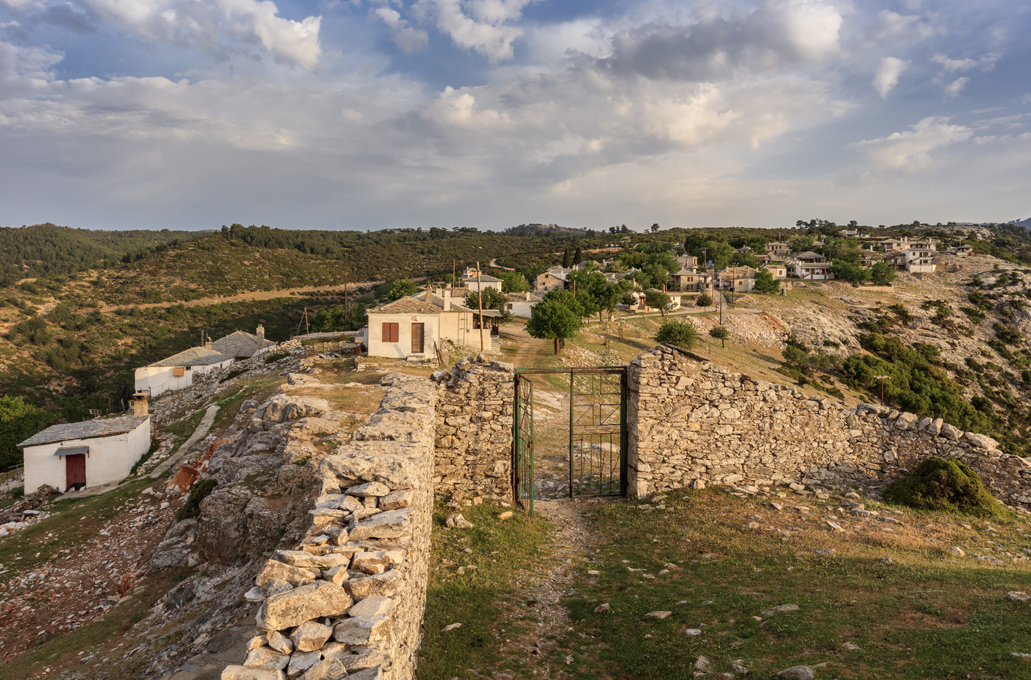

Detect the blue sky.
xmin=1 ymin=0 xmax=1029 ymax=231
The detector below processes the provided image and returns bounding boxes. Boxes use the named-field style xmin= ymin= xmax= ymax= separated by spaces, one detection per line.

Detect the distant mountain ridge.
xmin=1010 ymin=217 xmax=1031 ymax=229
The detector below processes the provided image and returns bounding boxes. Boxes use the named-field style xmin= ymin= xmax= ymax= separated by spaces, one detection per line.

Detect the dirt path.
xmin=493 ymin=498 xmax=601 ymax=678
xmin=98 ymin=280 xmax=383 ymax=312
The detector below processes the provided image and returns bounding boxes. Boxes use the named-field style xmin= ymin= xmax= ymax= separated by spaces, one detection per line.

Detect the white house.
xmin=464 ymin=274 xmax=503 ymax=293
xmin=506 ymin=292 xmax=544 ymax=318
xmin=19 ymin=399 xmax=151 ymax=494
xmin=134 ymin=346 xmax=234 ymax=397
xmin=786 ymin=259 xmax=835 ymax=280
xmin=210 ymin=325 xmax=276 ymax=358
xmin=365 ymin=288 xmax=494 ymax=359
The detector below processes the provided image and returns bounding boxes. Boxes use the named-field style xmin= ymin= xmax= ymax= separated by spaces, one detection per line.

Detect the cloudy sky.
xmin=1 ymin=0 xmax=1029 ymax=232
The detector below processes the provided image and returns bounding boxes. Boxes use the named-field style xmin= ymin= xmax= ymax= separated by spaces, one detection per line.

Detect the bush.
xmin=656 ymin=320 xmax=700 ymax=349
xmin=883 ymin=456 xmax=1005 ymax=518
xmin=175 ymin=478 xmax=218 ymax=522
xmin=264 ymin=351 xmax=290 ymax=364
xmin=695 ymin=294 xmax=713 ymax=307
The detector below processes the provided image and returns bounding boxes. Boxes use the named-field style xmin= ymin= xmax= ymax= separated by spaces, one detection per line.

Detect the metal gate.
xmin=513 ymin=374 xmax=535 ymax=513
xmin=512 ymin=367 xmax=627 ymax=512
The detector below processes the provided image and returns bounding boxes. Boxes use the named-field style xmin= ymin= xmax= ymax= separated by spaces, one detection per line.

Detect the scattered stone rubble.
xmin=628 ymin=345 xmax=1031 ymax=508
xmin=222 ymin=373 xmax=436 ymax=680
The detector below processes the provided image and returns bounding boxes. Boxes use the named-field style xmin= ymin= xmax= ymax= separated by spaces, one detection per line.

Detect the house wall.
xmin=507 ymin=300 xmax=536 ymax=318
xmin=134 ymin=360 xmax=233 ymax=396
xmin=367 ymin=313 xmax=440 ymax=359
xmin=437 ymin=310 xmax=475 ymax=349
xmin=465 ymin=280 xmax=503 ymax=293
xmin=626 ymin=346 xmax=1031 ymax=507
xmin=535 ymin=274 xmax=564 ymax=292
xmin=22 ymin=420 xmax=151 ymax=493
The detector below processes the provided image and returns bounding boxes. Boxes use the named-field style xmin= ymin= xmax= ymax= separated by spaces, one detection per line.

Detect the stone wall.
xmin=628 ymin=345 xmax=1031 ymax=509
xmin=222 ymin=373 xmax=437 ymax=680
xmin=432 ymin=355 xmax=514 ymax=501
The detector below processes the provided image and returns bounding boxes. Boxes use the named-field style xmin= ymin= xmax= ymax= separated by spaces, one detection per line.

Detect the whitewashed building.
xmin=19 ymin=399 xmax=151 ymax=494
xmin=134 ymin=346 xmax=234 ymax=397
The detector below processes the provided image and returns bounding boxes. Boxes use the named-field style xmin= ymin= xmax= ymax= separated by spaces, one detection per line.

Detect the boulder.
xmin=290 ymin=620 xmax=334 ymax=652
xmin=346 ymin=481 xmax=391 ymax=497
xmin=965 ymin=432 xmax=999 ymax=450
xmin=940 ymin=423 xmax=963 ymax=441
xmin=256 ymin=560 xmax=319 ymax=588
xmin=261 ymin=582 xmax=353 ymax=632
xmin=273 ymin=550 xmax=350 ymax=570
xmin=348 ymin=508 xmax=413 ymax=540
xmin=222 ymin=665 xmax=286 ymax=680
xmin=348 ymin=596 xmax=397 ymax=618
xmin=243 ymin=647 xmax=289 ymax=670
xmin=332 ymin=615 xmax=391 ymax=646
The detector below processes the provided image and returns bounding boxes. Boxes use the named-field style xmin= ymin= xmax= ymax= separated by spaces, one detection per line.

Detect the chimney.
xmin=132 ymin=392 xmax=149 ymax=417
xmin=256 ymin=324 xmax=265 ymax=342
xmin=525 ymin=292 xmax=532 ymax=301
xmin=443 ymin=287 xmax=452 ymax=312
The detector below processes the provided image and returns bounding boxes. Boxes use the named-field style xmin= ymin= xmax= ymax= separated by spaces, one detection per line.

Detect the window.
xmin=381 ymin=322 xmax=399 ymax=343
xmin=173 ymin=367 xmax=186 ymax=377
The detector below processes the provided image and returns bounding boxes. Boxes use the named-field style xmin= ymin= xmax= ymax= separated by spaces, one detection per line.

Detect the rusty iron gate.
xmin=513 ymin=367 xmax=627 ymax=513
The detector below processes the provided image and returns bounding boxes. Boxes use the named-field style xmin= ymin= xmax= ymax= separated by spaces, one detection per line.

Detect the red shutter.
xmin=382 ymin=322 xmax=399 ymax=343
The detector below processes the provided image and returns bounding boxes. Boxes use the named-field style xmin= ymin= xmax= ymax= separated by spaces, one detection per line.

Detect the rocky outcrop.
xmin=225 ymin=374 xmax=436 ymax=680
xmin=433 ymin=355 xmax=513 ymax=500
xmin=628 ymin=345 xmax=1031 ymax=509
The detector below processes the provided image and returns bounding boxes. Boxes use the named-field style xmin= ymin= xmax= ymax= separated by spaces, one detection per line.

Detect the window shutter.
xmin=382 ymin=322 xmax=399 ymax=343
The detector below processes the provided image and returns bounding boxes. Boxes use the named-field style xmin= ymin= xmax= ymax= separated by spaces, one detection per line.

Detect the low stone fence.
xmin=432 ymin=356 xmax=514 ymax=501
xmin=628 ymin=345 xmax=1031 ymax=509
xmin=222 ymin=374 xmax=437 ymax=680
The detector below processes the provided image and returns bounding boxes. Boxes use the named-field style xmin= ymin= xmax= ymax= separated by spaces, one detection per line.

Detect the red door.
xmin=65 ymin=454 xmax=86 ymax=490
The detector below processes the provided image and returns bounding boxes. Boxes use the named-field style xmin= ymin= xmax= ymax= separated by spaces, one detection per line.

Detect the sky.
xmin=0 ymin=0 xmax=1029 ymax=232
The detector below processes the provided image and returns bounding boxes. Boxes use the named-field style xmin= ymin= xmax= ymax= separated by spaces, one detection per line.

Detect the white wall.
xmin=134 ymin=360 xmax=233 ymax=396
xmin=507 ymin=300 xmax=536 ymax=318
xmin=23 ymin=419 xmax=151 ymax=493
xmin=367 ymin=314 xmax=440 ymax=359
xmin=465 ymin=280 xmax=503 ymax=293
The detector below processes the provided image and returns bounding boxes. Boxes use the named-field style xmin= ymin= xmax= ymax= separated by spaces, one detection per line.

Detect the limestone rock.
xmin=1006 ymin=591 xmax=1031 ymax=603
xmin=379 ymin=489 xmax=413 ymax=510
xmin=644 ymin=611 xmax=672 ymax=619
xmin=940 ymin=423 xmax=963 ymax=441
xmin=290 ymin=620 xmax=334 ymax=652
xmin=345 ymin=569 xmax=401 ymax=599
xmin=273 ymin=550 xmax=350 ymax=570
xmin=244 ymin=647 xmax=290 ymax=670
xmin=257 ymin=560 xmax=319 ymax=588
xmin=695 ymin=656 xmax=711 ymax=671
xmin=445 ymin=513 xmax=473 ymax=529
xmin=349 ymin=508 xmax=413 ymax=540
xmin=349 ymin=596 xmax=397 ymax=618
xmin=267 ymin=630 xmax=293 ymax=654
xmin=332 ymin=615 xmax=391 ymax=646
xmin=965 ymin=432 xmax=999 ymax=450
xmin=346 ymin=481 xmax=391 ymax=497
xmin=949 ymin=546 xmax=965 ymax=557
xmin=262 ymin=582 xmax=353 ymax=632
xmin=300 ymin=658 xmax=348 ymax=680
xmin=287 ymin=651 xmax=322 ymax=677
xmin=778 ymin=666 xmax=815 ymax=680
xmin=222 ymin=665 xmax=287 ymax=680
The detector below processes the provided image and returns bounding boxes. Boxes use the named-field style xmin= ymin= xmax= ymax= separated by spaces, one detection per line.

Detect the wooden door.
xmin=65 ymin=454 xmax=86 ymax=490
xmin=411 ymin=323 xmax=424 ymax=354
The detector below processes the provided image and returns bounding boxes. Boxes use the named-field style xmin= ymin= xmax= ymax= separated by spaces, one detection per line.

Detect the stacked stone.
xmin=222 ymin=375 xmax=437 ymax=680
xmin=628 ymin=345 xmax=1031 ymax=509
xmin=432 ymin=355 xmax=514 ymax=500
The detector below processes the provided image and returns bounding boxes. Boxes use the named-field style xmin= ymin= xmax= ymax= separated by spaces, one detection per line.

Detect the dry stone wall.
xmin=221 ymin=373 xmax=437 ymax=680
xmin=628 ymin=345 xmax=1031 ymax=509
xmin=432 ymin=355 xmax=514 ymax=501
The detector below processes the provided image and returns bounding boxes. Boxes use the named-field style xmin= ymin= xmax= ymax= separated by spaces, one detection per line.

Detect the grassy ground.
xmin=549 ymin=487 xmax=1031 ymax=679
xmin=419 ymin=500 xmax=552 ymax=680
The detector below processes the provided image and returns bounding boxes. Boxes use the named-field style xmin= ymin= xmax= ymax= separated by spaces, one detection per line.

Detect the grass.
xmin=161 ymin=408 xmax=208 ymax=457
xmin=0 ymin=478 xmax=155 ymax=584
xmin=418 ymin=500 xmax=552 ymax=680
xmin=548 ymin=488 xmax=1031 ymax=679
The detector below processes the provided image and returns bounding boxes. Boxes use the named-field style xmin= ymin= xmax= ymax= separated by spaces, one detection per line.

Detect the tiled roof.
xmin=464 ymin=274 xmax=502 ymax=283
xmin=210 ymin=331 xmax=276 ymax=359
xmin=149 ymin=346 xmax=234 ymax=367
xmin=19 ymin=415 xmax=149 ymax=448
xmin=369 ymin=297 xmax=442 ymax=315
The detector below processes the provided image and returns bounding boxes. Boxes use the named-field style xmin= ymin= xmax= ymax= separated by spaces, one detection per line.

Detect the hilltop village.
xmin=1 ymin=220 xmax=1031 ymax=680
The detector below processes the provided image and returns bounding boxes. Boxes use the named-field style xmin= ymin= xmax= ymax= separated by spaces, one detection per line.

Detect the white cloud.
xmin=410 ymin=0 xmax=533 ymax=62
xmin=932 ymin=52 xmax=999 ymax=72
xmin=852 ymin=116 xmax=972 ymax=172
xmin=942 ymin=76 xmax=968 ymax=99
xmin=1023 ymin=94 xmax=1031 ymax=106
xmin=871 ymin=9 xmax=935 ymax=41
xmin=73 ymin=0 xmax=323 ymax=70
xmin=873 ymin=56 xmax=908 ymax=99
xmin=374 ymin=7 xmax=429 ymax=53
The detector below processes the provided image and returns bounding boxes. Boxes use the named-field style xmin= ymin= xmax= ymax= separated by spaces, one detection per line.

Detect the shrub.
xmin=695 ymin=294 xmax=713 ymax=307
xmin=709 ymin=325 xmax=730 ymax=348
xmin=264 ymin=351 xmax=290 ymax=364
xmin=883 ymin=456 xmax=1006 ymax=518
xmin=656 ymin=320 xmax=700 ymax=349
xmin=175 ymin=478 xmax=218 ymax=522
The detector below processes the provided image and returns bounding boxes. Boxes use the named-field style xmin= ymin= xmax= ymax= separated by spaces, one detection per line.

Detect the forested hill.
xmin=0 ymin=224 xmax=203 ymax=284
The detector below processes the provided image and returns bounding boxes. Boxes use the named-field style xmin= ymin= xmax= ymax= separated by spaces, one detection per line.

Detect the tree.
xmin=573 ymin=246 xmax=583 ymax=265
xmin=696 ymin=294 xmax=713 ymax=307
xmin=499 ymin=271 xmax=530 ymax=294
xmin=870 ymin=262 xmax=896 ymax=286
xmin=527 ymin=293 xmax=582 ymax=355
xmin=788 ymin=235 xmax=814 ymax=253
xmin=562 ymin=249 xmax=572 ymax=268
xmin=387 ymin=278 xmax=417 ymax=300
xmin=753 ymin=269 xmax=780 ymax=293
xmin=644 ymin=290 xmax=673 ymax=317
xmin=465 ymin=287 xmax=509 ymax=320
xmin=709 ymin=325 xmax=730 ymax=348
xmin=1 ymin=396 xmax=56 ymax=470
xmin=831 ymin=259 xmax=869 ymax=284
xmin=651 ymin=223 xmax=660 ymax=233
xmin=656 ymin=320 xmax=699 ymax=349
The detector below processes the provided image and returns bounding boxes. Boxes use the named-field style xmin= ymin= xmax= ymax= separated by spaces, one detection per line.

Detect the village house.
xmin=629 ymin=291 xmax=682 ymax=313
xmin=886 ymin=248 xmax=937 ymax=273
xmin=505 ymin=292 xmax=544 ymax=318
xmin=947 ymin=244 xmax=975 ymax=257
xmin=721 ymin=266 xmax=757 ymax=293
xmin=365 ymin=288 xmax=495 ymax=359
xmin=786 ymin=257 xmax=835 ymax=280
xmin=134 ymin=346 xmax=234 ymax=397
xmin=535 ymin=267 xmax=568 ymax=292
xmin=463 ymin=273 xmax=503 ymax=293
xmin=763 ymin=263 xmax=788 ymax=279
xmin=209 ymin=325 xmax=276 ymax=358
xmin=19 ymin=395 xmax=151 ymax=494
xmin=841 ymin=229 xmax=870 ymax=239
xmin=765 ymin=241 xmax=791 ymax=259
xmin=676 ymin=254 xmax=699 ymax=269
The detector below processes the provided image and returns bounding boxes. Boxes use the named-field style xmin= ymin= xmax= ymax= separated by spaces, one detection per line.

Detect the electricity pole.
xmin=477 ymin=262 xmax=485 ymax=352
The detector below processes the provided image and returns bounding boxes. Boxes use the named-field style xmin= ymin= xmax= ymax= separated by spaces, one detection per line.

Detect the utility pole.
xmin=718 ymin=268 xmax=723 ymax=326
xmin=453 ymin=259 xmax=456 ymax=287
xmin=875 ymin=375 xmax=889 ymax=405
xmin=476 ymin=262 xmax=485 ymax=352
xmin=303 ymin=307 xmax=310 ymax=335
xmin=343 ymin=276 xmax=349 ymax=329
